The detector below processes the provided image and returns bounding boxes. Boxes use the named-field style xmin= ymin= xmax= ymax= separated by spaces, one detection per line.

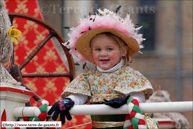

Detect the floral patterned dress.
xmin=61 ymin=66 xmax=153 ymax=103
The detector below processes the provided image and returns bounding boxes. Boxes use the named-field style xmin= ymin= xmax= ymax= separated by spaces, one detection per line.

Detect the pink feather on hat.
xmin=63 ymin=8 xmax=144 ymax=64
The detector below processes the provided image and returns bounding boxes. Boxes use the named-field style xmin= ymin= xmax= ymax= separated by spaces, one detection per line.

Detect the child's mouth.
xmin=100 ymin=59 xmax=110 ymax=63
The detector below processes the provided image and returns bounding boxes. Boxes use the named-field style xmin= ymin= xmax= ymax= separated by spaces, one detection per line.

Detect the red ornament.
xmin=38 ymin=112 xmax=47 ymax=121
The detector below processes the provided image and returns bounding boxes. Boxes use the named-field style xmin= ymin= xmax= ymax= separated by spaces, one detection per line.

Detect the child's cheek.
xmin=92 ymin=53 xmax=98 ymax=62
xmin=109 ymin=51 xmax=120 ymax=60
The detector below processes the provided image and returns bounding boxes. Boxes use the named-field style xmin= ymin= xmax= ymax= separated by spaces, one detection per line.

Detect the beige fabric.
xmin=0 ymin=0 xmax=21 ymax=86
xmin=0 ymin=0 xmax=13 ymax=63
xmin=92 ymin=121 xmax=124 ymax=128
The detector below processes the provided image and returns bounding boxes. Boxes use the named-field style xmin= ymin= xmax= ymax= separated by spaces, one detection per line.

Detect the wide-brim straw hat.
xmin=75 ymin=28 xmax=139 ymax=64
xmin=63 ymin=8 xmax=144 ymax=64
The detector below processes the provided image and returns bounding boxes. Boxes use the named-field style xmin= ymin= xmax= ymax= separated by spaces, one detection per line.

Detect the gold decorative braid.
xmin=92 ymin=121 xmax=124 ymax=128
xmin=22 ymin=107 xmax=25 ymax=117
xmin=93 ymin=94 xmax=119 ymax=96
xmin=144 ymin=116 xmax=159 ymax=129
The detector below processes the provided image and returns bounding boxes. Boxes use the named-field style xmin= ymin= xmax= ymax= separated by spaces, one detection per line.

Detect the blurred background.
xmin=5 ymin=0 xmax=192 ymax=128
xmin=38 ymin=0 xmax=192 ymax=127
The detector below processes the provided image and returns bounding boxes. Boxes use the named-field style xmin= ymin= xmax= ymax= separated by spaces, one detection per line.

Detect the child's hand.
xmin=104 ymin=95 xmax=130 ymax=108
xmin=48 ymin=98 xmax=74 ymax=124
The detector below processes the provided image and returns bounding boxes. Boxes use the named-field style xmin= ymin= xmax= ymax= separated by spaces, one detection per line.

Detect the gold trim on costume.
xmin=22 ymin=107 xmax=25 ymax=117
xmin=93 ymin=94 xmax=119 ymax=96
xmin=92 ymin=121 xmax=124 ymax=128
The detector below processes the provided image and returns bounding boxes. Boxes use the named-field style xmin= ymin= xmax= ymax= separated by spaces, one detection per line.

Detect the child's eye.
xmin=95 ymin=48 xmax=101 ymax=51
xmin=107 ymin=48 xmax=112 ymax=51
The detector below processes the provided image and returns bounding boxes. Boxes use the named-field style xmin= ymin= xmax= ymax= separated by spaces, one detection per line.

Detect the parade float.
xmin=0 ymin=0 xmax=192 ymax=128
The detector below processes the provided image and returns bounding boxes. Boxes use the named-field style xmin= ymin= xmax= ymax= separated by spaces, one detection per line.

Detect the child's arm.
xmin=67 ymin=93 xmax=88 ymax=105
xmin=129 ymin=91 xmax=145 ymax=103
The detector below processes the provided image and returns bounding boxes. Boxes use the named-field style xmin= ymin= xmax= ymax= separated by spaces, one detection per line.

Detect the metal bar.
xmin=13 ymin=101 xmax=193 ymax=117
xmin=176 ymin=0 xmax=182 ymax=101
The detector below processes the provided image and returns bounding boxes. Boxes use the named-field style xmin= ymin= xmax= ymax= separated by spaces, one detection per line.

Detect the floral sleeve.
xmin=114 ymin=67 xmax=154 ymax=99
xmin=61 ymin=73 xmax=91 ymax=98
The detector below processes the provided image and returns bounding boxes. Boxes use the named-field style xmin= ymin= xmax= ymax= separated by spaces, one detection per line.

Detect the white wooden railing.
xmin=13 ymin=101 xmax=193 ymax=117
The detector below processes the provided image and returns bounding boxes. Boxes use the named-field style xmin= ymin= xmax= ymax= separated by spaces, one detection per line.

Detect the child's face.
xmin=91 ymin=34 xmax=126 ymax=70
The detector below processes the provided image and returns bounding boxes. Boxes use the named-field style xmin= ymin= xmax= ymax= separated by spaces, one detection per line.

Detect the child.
xmin=48 ymin=8 xmax=153 ymax=129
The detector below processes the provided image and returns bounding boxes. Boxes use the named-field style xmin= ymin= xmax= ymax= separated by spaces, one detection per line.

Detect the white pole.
xmin=13 ymin=101 xmax=193 ymax=117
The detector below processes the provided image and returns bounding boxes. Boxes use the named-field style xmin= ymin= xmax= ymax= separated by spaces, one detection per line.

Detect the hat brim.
xmin=75 ymin=28 xmax=140 ymax=64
